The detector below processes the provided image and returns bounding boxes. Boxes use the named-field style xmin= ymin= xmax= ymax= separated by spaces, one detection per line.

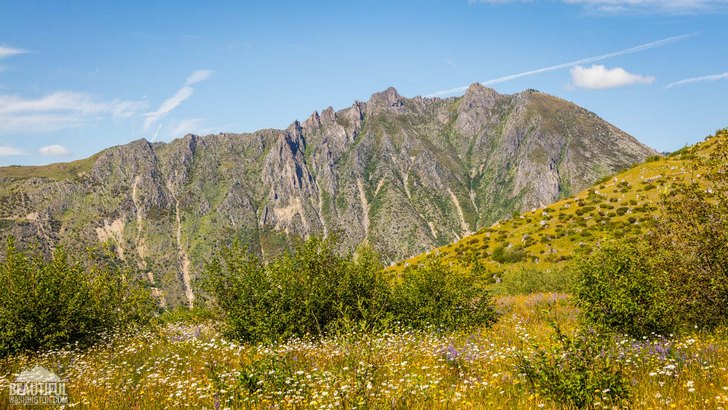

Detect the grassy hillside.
xmin=389 ymin=129 xmax=727 ymax=279
xmin=0 ymin=154 xmax=98 ymax=181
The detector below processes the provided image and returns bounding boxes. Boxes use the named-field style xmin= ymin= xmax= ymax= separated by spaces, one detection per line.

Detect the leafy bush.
xmin=201 ymin=237 xmax=390 ymax=343
xmin=647 ymin=139 xmax=728 ymax=330
xmin=203 ymin=236 xmax=499 ymax=342
xmin=516 ymin=324 xmax=630 ymax=409
xmin=0 ymin=238 xmax=156 ymax=357
xmin=645 ymin=155 xmax=662 ymax=162
xmin=491 ymin=244 xmax=526 ymax=263
xmin=574 ymin=242 xmax=672 ymax=337
xmin=576 ymin=135 xmax=728 ymax=336
xmin=393 ymin=256 xmax=497 ymax=330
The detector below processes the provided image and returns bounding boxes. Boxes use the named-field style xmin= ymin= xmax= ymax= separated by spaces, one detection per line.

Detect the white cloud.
xmin=665 ymin=71 xmax=728 ymax=88
xmin=0 ymin=46 xmax=26 ymax=59
xmin=143 ymin=69 xmax=213 ymax=131
xmin=38 ymin=144 xmax=71 ymax=156
xmin=427 ymin=33 xmax=687 ymax=97
xmin=143 ymin=87 xmax=193 ymax=130
xmin=570 ymin=65 xmax=654 ymax=89
xmin=0 ymin=92 xmax=147 ymax=134
xmin=472 ymin=0 xmax=728 ymax=13
xmin=562 ymin=0 xmax=728 ymax=13
xmin=185 ymin=70 xmax=213 ymax=85
xmin=0 ymin=146 xmax=24 ymax=156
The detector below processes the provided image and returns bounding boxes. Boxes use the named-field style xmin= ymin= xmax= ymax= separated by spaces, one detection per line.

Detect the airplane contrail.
xmin=665 ymin=71 xmax=728 ymax=89
xmin=427 ymin=33 xmax=694 ymax=97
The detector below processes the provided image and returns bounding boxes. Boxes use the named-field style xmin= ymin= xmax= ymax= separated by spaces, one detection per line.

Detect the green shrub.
xmin=645 ymin=155 xmax=661 ymax=163
xmin=204 ymin=236 xmax=500 ymax=342
xmin=0 ymin=238 xmax=156 ymax=357
xmin=576 ymin=136 xmax=728 ymax=336
xmin=517 ymin=324 xmax=630 ymax=409
xmin=574 ymin=242 xmax=672 ymax=337
xmin=646 ymin=140 xmax=728 ymax=330
xmin=491 ymin=244 xmax=526 ymax=263
xmin=201 ymin=237 xmax=391 ymax=343
xmin=393 ymin=256 xmax=497 ymax=330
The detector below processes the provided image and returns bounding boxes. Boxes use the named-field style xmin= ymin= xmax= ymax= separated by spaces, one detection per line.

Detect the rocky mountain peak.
xmin=321 ymin=106 xmax=336 ymax=124
xmin=368 ymin=86 xmax=405 ymax=113
xmin=463 ymin=83 xmax=499 ymax=104
xmin=303 ymin=111 xmax=321 ymax=130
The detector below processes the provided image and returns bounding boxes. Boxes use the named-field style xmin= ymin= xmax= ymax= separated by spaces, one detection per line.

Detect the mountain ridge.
xmin=0 ymin=84 xmax=657 ymax=306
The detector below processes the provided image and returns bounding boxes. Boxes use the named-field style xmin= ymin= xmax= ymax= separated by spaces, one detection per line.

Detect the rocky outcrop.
xmin=0 ymin=85 xmax=657 ymax=306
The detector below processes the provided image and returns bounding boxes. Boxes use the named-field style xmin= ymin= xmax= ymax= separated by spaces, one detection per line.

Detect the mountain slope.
xmin=0 ymin=84 xmax=656 ymax=306
xmin=391 ymin=129 xmax=727 ymax=278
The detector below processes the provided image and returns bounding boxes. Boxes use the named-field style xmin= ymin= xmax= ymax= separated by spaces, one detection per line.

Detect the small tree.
xmin=575 ymin=130 xmax=728 ymax=336
xmin=393 ymin=256 xmax=498 ymax=330
xmin=648 ymin=132 xmax=728 ymax=330
xmin=0 ymin=238 xmax=155 ymax=357
xmin=201 ymin=236 xmax=391 ymax=343
xmin=574 ymin=242 xmax=673 ymax=337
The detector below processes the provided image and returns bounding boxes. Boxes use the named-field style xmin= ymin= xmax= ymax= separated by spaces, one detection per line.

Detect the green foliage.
xmin=0 ymin=238 xmax=156 ymax=357
xmin=202 ymin=236 xmax=391 ymax=343
xmin=574 ymin=242 xmax=672 ymax=337
xmin=159 ymin=304 xmax=215 ymax=325
xmin=203 ymin=236 xmax=499 ymax=342
xmin=646 ymin=137 xmax=728 ymax=330
xmin=645 ymin=155 xmax=662 ymax=163
xmin=498 ymin=267 xmax=574 ymax=295
xmin=491 ymin=244 xmax=526 ymax=263
xmin=393 ymin=256 xmax=498 ymax=330
xmin=575 ymin=134 xmax=728 ymax=337
xmin=516 ymin=324 xmax=630 ymax=409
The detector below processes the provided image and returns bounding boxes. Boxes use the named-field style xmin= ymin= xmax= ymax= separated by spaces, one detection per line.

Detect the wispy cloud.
xmin=0 ymin=146 xmax=25 ymax=156
xmin=143 ymin=87 xmax=194 ymax=130
xmin=185 ymin=69 xmax=213 ymax=85
xmin=143 ymin=70 xmax=213 ymax=131
xmin=0 ymin=46 xmax=27 ymax=59
xmin=427 ymin=33 xmax=691 ymax=97
xmin=0 ymin=92 xmax=147 ymax=134
xmin=570 ymin=65 xmax=654 ymax=89
xmin=562 ymin=0 xmax=728 ymax=14
xmin=38 ymin=144 xmax=71 ymax=156
xmin=472 ymin=0 xmax=728 ymax=14
xmin=665 ymin=71 xmax=728 ymax=89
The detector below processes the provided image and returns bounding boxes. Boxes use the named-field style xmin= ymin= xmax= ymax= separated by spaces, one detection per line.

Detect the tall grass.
xmin=2 ymin=294 xmax=728 ymax=409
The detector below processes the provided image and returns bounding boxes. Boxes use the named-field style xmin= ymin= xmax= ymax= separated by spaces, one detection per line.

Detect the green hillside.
xmin=390 ymin=128 xmax=727 ymax=277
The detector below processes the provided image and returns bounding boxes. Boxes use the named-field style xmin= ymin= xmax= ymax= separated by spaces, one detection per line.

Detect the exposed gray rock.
xmin=0 ymin=86 xmax=657 ymax=306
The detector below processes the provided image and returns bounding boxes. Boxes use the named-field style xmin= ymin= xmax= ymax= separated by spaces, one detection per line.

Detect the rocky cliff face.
xmin=0 ymin=84 xmax=657 ymax=306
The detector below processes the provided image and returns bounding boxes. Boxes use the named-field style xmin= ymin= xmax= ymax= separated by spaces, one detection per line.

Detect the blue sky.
xmin=0 ymin=0 xmax=726 ymax=165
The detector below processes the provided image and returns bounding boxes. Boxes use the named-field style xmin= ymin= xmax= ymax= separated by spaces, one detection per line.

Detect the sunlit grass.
xmin=2 ymin=293 xmax=728 ymax=409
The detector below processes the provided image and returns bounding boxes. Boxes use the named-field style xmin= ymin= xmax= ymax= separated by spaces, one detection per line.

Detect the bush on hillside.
xmin=516 ymin=324 xmax=630 ymax=409
xmin=574 ymin=242 xmax=673 ymax=337
xmin=647 ymin=138 xmax=728 ymax=330
xmin=393 ymin=256 xmax=498 ymax=330
xmin=0 ymin=238 xmax=156 ymax=357
xmin=576 ymin=134 xmax=728 ymax=336
xmin=203 ymin=236 xmax=499 ymax=343
xmin=201 ymin=237 xmax=391 ymax=343
xmin=491 ymin=244 xmax=527 ymax=263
